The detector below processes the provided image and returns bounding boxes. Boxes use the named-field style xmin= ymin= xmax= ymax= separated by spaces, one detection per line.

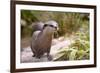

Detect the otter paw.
xmin=47 ymin=55 xmax=53 ymax=61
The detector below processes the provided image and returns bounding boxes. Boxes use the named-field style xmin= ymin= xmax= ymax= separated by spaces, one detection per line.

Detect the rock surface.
xmin=21 ymin=37 xmax=72 ymax=63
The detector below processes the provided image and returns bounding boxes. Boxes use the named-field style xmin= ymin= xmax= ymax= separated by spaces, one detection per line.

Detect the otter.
xmin=31 ymin=20 xmax=58 ymax=60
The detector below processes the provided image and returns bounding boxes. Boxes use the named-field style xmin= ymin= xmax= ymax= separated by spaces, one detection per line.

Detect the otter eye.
xmin=49 ymin=25 xmax=57 ymax=30
xmin=49 ymin=25 xmax=53 ymax=27
xmin=44 ymin=24 xmax=48 ymax=27
xmin=43 ymin=24 xmax=48 ymax=29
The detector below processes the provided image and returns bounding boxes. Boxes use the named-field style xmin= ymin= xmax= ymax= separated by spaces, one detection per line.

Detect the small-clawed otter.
xmin=31 ymin=20 xmax=58 ymax=60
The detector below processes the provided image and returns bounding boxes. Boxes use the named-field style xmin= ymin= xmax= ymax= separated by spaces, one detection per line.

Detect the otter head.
xmin=43 ymin=20 xmax=59 ymax=34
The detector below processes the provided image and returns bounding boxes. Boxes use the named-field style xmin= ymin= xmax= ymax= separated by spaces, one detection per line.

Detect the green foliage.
xmin=54 ymin=31 xmax=90 ymax=61
xmin=21 ymin=10 xmax=38 ymax=25
xmin=54 ymin=48 xmax=77 ymax=61
xmin=21 ymin=26 xmax=33 ymax=38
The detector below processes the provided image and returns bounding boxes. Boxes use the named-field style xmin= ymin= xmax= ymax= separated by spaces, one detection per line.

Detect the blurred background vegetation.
xmin=21 ymin=10 xmax=89 ymax=38
xmin=21 ymin=10 xmax=90 ymax=61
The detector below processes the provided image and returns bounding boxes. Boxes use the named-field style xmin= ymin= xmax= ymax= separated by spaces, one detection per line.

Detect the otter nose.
xmin=54 ymin=26 xmax=59 ymax=31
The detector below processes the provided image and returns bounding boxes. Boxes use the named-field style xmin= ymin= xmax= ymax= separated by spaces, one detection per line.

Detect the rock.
xmin=21 ymin=38 xmax=72 ymax=63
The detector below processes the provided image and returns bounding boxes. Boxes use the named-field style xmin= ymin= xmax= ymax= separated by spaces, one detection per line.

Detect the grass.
xmin=54 ymin=31 xmax=90 ymax=61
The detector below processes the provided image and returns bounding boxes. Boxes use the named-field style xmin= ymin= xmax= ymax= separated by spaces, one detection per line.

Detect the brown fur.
xmin=31 ymin=27 xmax=54 ymax=59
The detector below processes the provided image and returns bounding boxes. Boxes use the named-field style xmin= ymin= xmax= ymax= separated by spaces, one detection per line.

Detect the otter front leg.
xmin=47 ymin=48 xmax=50 ymax=56
xmin=31 ymin=49 xmax=36 ymax=57
xmin=47 ymin=48 xmax=52 ymax=61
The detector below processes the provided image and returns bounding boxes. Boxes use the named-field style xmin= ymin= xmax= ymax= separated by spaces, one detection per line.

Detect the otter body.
xmin=31 ymin=21 xmax=58 ymax=60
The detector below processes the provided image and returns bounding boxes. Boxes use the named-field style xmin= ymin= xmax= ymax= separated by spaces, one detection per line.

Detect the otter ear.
xmin=43 ymin=24 xmax=48 ymax=29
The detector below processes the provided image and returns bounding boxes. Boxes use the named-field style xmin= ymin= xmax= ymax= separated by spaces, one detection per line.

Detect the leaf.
xmin=69 ymin=49 xmax=78 ymax=60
